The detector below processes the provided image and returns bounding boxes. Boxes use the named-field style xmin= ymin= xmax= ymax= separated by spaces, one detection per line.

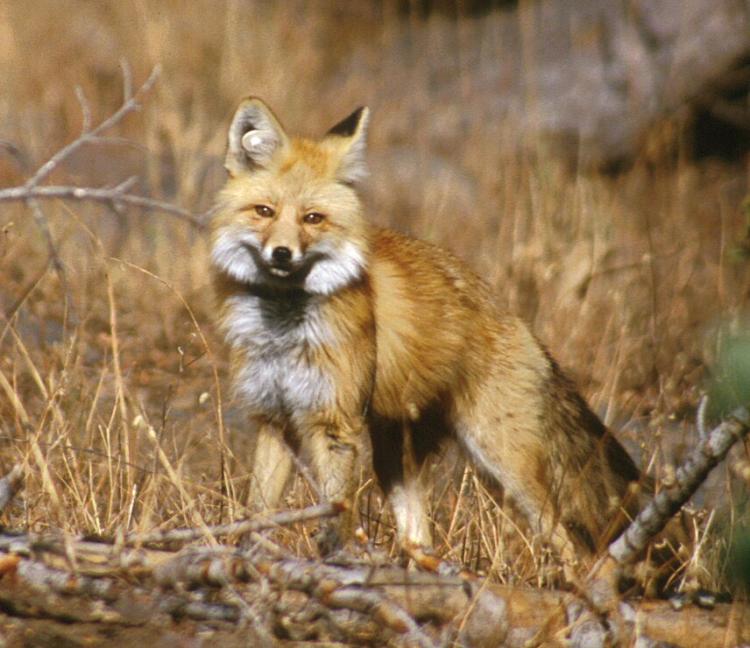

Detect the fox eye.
xmin=303 ymin=212 xmax=325 ymax=225
xmin=254 ymin=205 xmax=274 ymax=218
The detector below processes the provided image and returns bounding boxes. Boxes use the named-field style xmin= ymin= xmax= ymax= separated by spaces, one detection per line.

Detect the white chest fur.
xmin=224 ymin=293 xmax=335 ymax=417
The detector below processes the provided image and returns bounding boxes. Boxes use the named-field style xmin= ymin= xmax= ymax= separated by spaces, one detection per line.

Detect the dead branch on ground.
xmin=608 ymin=406 xmax=750 ymax=567
xmin=0 ymin=406 xmax=747 ymax=646
xmin=0 ymin=531 xmax=744 ymax=647
xmin=587 ymin=407 xmax=750 ymax=611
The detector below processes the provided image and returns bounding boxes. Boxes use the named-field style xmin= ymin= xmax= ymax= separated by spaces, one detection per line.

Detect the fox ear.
xmin=225 ymin=98 xmax=288 ymax=175
xmin=325 ymin=106 xmax=369 ymax=185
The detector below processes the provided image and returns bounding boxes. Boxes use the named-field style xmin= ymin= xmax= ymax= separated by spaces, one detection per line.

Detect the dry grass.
xmin=1 ymin=0 xmax=749 ymax=594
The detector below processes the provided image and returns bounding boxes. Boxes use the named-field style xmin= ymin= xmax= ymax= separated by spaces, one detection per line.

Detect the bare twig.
xmin=1 ymin=64 xmax=204 ymax=246
xmin=27 ymin=200 xmax=65 ymax=274
xmin=119 ymin=59 xmax=133 ymax=102
xmin=74 ymin=86 xmax=93 ymax=134
xmin=0 ymin=184 xmax=204 ymax=228
xmin=126 ymin=501 xmax=344 ymax=546
xmin=582 ymin=405 xmax=750 ymax=625
xmin=24 ymin=66 xmax=160 ymax=191
xmin=608 ymin=406 xmax=750 ymax=567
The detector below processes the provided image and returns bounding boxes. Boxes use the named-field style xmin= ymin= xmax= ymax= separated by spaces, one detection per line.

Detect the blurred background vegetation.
xmin=0 ymin=0 xmax=749 ymax=591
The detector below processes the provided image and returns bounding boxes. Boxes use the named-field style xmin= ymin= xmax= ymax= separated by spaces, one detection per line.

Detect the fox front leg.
xmin=302 ymin=415 xmax=365 ymax=554
xmin=249 ymin=422 xmax=294 ymax=512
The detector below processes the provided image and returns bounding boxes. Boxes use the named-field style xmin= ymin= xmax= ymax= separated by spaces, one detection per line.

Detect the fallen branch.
xmin=152 ymin=546 xmax=249 ymax=588
xmin=0 ymin=410 xmax=746 ymax=646
xmin=577 ymin=406 xmax=750 ymax=641
xmin=256 ymin=556 xmax=748 ymax=647
xmin=16 ymin=558 xmax=116 ymax=600
xmin=608 ymin=406 xmax=750 ymax=567
xmin=0 ymin=519 xmax=743 ymax=645
xmin=259 ymin=559 xmax=438 ymax=647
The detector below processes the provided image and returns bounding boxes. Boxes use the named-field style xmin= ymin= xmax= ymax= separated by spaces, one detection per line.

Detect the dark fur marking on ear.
xmin=237 ymin=117 xmax=257 ymax=137
xmin=327 ymin=107 xmax=365 ymax=137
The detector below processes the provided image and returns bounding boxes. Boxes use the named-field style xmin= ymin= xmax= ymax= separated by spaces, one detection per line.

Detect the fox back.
xmin=210 ymin=98 xmax=645 ymax=568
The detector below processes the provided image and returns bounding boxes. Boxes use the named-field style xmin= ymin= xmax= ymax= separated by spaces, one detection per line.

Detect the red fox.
xmin=210 ymin=98 xmax=643 ymax=565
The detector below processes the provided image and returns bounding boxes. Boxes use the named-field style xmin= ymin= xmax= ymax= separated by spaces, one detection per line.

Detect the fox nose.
xmin=271 ymin=246 xmax=292 ymax=265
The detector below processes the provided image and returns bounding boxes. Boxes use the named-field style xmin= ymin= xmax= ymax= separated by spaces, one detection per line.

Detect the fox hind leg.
xmin=453 ymin=404 xmax=582 ymax=570
xmin=370 ymin=412 xmax=441 ymax=549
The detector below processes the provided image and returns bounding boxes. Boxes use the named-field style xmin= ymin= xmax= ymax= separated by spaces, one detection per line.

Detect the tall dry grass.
xmin=0 ymin=0 xmax=748 ymax=591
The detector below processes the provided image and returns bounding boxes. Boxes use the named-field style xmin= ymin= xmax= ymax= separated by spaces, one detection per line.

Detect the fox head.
xmin=211 ymin=98 xmax=370 ymax=295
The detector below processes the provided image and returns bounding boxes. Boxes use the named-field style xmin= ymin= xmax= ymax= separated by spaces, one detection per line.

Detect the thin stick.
xmin=125 ymin=501 xmax=344 ymax=546
xmin=24 ymin=66 xmax=161 ymax=191
xmin=0 ymin=185 xmax=203 ymax=228
xmin=1 ymin=63 xmax=203 ymax=269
